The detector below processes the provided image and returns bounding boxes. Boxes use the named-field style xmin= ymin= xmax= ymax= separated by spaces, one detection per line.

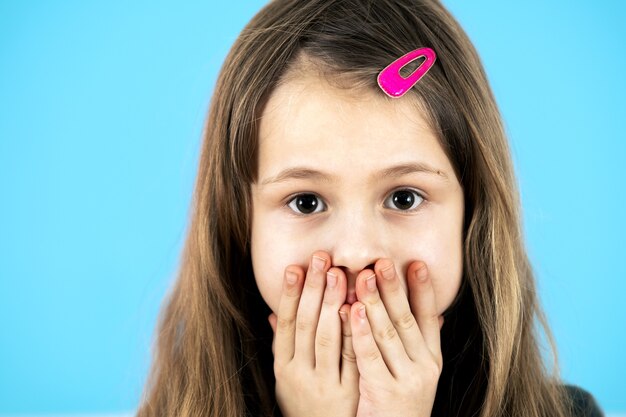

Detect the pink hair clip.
xmin=377 ymin=47 xmax=437 ymax=98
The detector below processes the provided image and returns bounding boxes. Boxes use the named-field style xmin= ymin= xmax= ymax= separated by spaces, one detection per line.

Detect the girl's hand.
xmin=268 ymin=251 xmax=359 ymax=417
xmin=351 ymin=259 xmax=443 ymax=417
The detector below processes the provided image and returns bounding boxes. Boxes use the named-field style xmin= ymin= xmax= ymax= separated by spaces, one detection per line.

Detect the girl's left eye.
xmin=286 ymin=193 xmax=326 ymax=215
xmin=383 ymin=189 xmax=425 ymax=212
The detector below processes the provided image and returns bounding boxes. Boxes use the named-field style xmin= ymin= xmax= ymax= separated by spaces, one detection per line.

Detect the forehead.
xmin=257 ymin=72 xmax=453 ymax=180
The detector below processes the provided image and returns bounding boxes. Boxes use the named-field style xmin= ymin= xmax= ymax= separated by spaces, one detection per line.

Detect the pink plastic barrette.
xmin=377 ymin=47 xmax=437 ymax=98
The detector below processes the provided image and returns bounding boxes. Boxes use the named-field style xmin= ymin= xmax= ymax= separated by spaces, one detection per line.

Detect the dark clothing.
xmin=565 ymin=385 xmax=604 ymax=417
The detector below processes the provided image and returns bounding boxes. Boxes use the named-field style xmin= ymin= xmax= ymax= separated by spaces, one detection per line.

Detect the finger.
xmin=294 ymin=251 xmax=331 ymax=367
xmin=350 ymin=301 xmax=393 ymax=384
xmin=354 ymin=269 xmax=412 ymax=378
xmin=339 ymin=303 xmax=358 ymax=385
xmin=269 ymin=313 xmax=277 ymax=332
xmin=407 ymin=262 xmax=442 ymax=361
xmin=373 ymin=258 xmax=422 ymax=361
xmin=315 ymin=267 xmax=346 ymax=377
xmin=274 ymin=265 xmax=304 ymax=366
xmin=268 ymin=313 xmax=277 ymax=356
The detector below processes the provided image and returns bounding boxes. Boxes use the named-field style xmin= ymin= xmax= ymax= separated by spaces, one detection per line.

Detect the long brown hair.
xmin=137 ymin=1 xmax=574 ymax=416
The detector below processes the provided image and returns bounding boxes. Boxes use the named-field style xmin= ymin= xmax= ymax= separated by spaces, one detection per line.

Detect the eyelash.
xmin=284 ymin=188 xmax=427 ymax=216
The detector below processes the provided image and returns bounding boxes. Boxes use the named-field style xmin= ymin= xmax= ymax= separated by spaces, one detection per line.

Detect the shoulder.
xmin=563 ymin=384 xmax=604 ymax=417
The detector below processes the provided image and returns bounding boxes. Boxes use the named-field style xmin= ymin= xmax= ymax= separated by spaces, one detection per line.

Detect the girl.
xmin=137 ymin=1 xmax=603 ymax=416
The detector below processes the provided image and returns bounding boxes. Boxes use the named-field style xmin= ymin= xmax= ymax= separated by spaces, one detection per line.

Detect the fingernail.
xmin=381 ymin=264 xmax=395 ymax=280
xmin=327 ymin=271 xmax=337 ymax=288
xmin=312 ymin=255 xmax=326 ymax=272
xmin=366 ymin=274 xmax=377 ymax=292
xmin=416 ymin=265 xmax=428 ymax=282
xmin=286 ymin=270 xmax=298 ymax=285
xmin=338 ymin=310 xmax=348 ymax=322
xmin=358 ymin=305 xmax=366 ymax=319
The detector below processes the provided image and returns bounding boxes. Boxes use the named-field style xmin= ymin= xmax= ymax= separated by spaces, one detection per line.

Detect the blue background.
xmin=1 ymin=0 xmax=624 ymax=415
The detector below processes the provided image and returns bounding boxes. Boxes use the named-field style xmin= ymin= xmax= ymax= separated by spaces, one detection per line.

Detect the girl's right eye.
xmin=286 ymin=193 xmax=326 ymax=215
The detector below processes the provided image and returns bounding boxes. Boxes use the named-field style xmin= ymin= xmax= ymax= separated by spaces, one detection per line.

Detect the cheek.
xmin=396 ymin=219 xmax=463 ymax=315
xmin=251 ymin=229 xmax=284 ymax=314
xmin=250 ymin=213 xmax=313 ymax=313
xmin=252 ymin=261 xmax=282 ymax=314
xmin=424 ymin=217 xmax=464 ymax=314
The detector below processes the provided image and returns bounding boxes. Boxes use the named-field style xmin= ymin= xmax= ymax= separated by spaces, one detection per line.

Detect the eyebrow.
xmin=259 ymin=162 xmax=450 ymax=186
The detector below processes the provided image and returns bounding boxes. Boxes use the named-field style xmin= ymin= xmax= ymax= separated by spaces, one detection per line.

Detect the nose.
xmin=327 ymin=209 xmax=387 ymax=302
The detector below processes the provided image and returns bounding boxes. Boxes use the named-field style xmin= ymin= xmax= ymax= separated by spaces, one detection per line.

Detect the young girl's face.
xmin=250 ymin=71 xmax=465 ymax=315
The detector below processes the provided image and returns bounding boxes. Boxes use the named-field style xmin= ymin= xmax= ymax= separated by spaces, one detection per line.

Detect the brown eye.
xmin=384 ymin=189 xmax=424 ymax=211
xmin=287 ymin=193 xmax=326 ymax=215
